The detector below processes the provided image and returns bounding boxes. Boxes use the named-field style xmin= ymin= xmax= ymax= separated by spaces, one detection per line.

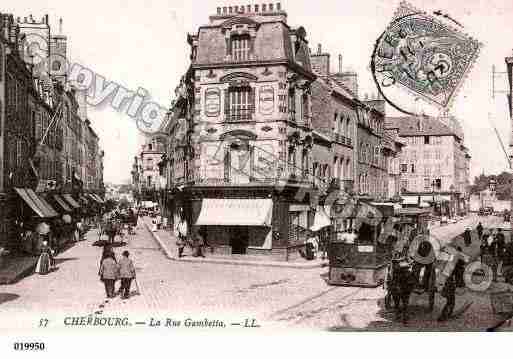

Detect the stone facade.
xmin=0 ymin=14 xmax=104 ymax=249
xmin=163 ymin=4 xmax=319 ymax=258
xmin=385 ymin=115 xmax=470 ymax=215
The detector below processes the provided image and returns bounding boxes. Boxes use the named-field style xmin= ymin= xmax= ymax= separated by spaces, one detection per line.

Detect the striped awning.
xmin=195 ymin=198 xmax=272 ymax=226
xmin=14 ymin=188 xmax=58 ymax=218
xmin=62 ymin=194 xmax=80 ymax=209
xmin=401 ymin=196 xmax=419 ymax=205
xmin=53 ymin=195 xmax=72 ymax=212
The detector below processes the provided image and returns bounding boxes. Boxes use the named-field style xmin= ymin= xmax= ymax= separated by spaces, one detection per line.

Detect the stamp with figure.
xmin=372 ymin=1 xmax=482 ymax=111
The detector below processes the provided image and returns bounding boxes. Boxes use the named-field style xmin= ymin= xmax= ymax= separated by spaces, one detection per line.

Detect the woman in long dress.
xmin=35 ymin=240 xmax=53 ymax=275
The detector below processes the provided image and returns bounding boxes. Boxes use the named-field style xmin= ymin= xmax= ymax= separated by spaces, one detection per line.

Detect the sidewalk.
xmin=142 ymin=217 xmax=328 ymax=269
xmin=0 ymin=234 xmax=84 ymax=285
xmin=0 ymin=255 xmax=39 ymax=285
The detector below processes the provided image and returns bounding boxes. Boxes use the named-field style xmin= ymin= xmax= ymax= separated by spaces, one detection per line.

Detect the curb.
xmin=143 ymin=221 xmax=176 ymax=260
xmin=143 ymin=221 xmax=328 ymax=269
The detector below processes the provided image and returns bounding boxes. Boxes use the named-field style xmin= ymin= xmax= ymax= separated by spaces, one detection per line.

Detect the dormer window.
xmin=231 ymin=34 xmax=250 ymax=61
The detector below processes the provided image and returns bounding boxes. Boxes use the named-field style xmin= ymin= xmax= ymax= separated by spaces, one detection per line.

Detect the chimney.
xmin=310 ymin=44 xmax=330 ymax=76
xmin=338 ymin=54 xmax=343 ymax=73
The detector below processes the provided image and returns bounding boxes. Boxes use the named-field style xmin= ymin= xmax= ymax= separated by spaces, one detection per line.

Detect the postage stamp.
xmin=372 ymin=1 xmax=482 ymax=112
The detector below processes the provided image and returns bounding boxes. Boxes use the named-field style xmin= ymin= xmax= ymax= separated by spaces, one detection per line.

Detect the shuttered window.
xmin=231 ymin=35 xmax=250 ymax=61
xmin=225 ymin=87 xmax=254 ymax=121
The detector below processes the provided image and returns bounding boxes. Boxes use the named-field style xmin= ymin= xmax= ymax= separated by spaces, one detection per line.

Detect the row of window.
xmin=333 ymin=156 xmax=352 ymax=180
xmin=400 ymin=178 xmax=444 ymax=192
xmin=359 ymin=142 xmax=384 ymax=168
xmin=400 ymin=163 xmax=444 ymax=175
xmin=401 ymin=149 xmax=442 ymax=160
xmin=404 ymin=136 xmax=444 ymax=146
xmin=358 ymin=173 xmax=387 ymax=196
xmin=333 ymin=113 xmax=352 ymax=139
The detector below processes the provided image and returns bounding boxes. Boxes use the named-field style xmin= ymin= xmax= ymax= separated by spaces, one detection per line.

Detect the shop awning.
xmin=53 ymin=195 xmax=72 ymax=212
xmin=92 ymin=194 xmax=105 ymax=204
xmin=195 ymin=198 xmax=272 ymax=226
xmin=79 ymin=195 xmax=90 ymax=205
xmin=14 ymin=188 xmax=58 ymax=218
xmin=401 ymin=196 xmax=419 ymax=205
xmin=62 ymin=194 xmax=80 ymax=209
xmin=86 ymin=193 xmax=99 ymax=204
xmin=310 ymin=207 xmax=331 ymax=232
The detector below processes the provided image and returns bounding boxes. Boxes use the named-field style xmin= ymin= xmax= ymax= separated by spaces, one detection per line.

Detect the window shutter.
xmin=249 ymin=87 xmax=255 ymax=114
xmin=224 ymin=148 xmax=230 ymax=182
xmin=224 ymin=89 xmax=230 ymax=116
xmin=225 ymin=37 xmax=231 ymax=56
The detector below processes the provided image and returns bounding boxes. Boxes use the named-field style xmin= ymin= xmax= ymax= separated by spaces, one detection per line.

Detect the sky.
xmin=5 ymin=0 xmax=513 ymax=184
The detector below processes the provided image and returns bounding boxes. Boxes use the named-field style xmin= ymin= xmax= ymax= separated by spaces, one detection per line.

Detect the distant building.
xmin=137 ymin=137 xmax=165 ymax=201
xmin=385 ymin=115 xmax=471 ymax=216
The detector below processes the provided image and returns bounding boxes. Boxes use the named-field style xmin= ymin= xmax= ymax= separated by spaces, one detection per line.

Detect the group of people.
xmin=98 ymin=246 xmax=137 ymax=299
xmin=477 ymin=223 xmax=513 ymax=282
xmin=174 ymin=216 xmax=207 ymax=258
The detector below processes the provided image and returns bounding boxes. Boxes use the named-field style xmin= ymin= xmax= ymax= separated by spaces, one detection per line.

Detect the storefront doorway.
xmin=229 ymin=227 xmax=249 ymax=254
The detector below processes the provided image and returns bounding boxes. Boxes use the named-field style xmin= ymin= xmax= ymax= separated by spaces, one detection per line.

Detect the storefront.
xmin=13 ymin=188 xmax=59 ymax=255
xmin=172 ymin=185 xmax=315 ymax=261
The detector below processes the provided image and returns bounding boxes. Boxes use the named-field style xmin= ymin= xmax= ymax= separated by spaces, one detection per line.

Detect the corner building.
xmin=166 ymin=3 xmax=318 ymax=259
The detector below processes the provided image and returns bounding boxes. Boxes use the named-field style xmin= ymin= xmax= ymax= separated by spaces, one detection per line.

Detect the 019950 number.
xmin=13 ymin=342 xmax=45 ymax=351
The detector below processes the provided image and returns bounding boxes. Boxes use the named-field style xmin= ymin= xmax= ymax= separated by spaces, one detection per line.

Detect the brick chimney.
xmin=310 ymin=43 xmax=330 ymax=77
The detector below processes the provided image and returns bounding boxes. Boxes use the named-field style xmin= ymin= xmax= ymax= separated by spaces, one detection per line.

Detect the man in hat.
xmin=463 ymin=228 xmax=472 ymax=247
xmin=438 ymin=271 xmax=456 ymax=321
xmin=476 ymin=222 xmax=483 ymax=240
xmin=118 ymin=250 xmax=136 ymax=299
xmin=388 ymin=254 xmax=416 ymax=323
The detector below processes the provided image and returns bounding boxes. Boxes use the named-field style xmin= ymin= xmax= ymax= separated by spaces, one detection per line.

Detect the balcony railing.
xmin=333 ymin=134 xmax=353 ymax=147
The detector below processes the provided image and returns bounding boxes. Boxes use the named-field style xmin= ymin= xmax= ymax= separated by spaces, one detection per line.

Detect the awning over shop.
xmin=53 ymin=195 xmax=72 ymax=212
xmin=195 ymin=198 xmax=272 ymax=226
xmin=79 ymin=195 xmax=90 ymax=205
xmin=90 ymin=193 xmax=105 ymax=204
xmin=401 ymin=196 xmax=419 ymax=205
xmin=14 ymin=188 xmax=58 ymax=218
xmin=62 ymin=194 xmax=80 ymax=209
xmin=310 ymin=207 xmax=331 ymax=232
xmin=26 ymin=189 xmax=58 ymax=218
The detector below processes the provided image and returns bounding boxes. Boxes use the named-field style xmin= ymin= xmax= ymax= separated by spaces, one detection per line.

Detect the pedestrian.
xmin=193 ymin=227 xmax=206 ymax=258
xmin=175 ymin=216 xmax=188 ymax=258
xmin=389 ymin=255 xmax=415 ymax=323
xmin=476 ymin=222 xmax=483 ymax=240
xmin=151 ymin=218 xmax=158 ymax=232
xmin=105 ymin=219 xmax=117 ymax=244
xmin=99 ymin=252 xmax=118 ymax=298
xmin=118 ymin=250 xmax=136 ymax=299
xmin=454 ymin=246 xmax=466 ymax=288
xmin=304 ymin=232 xmax=318 ymax=260
xmin=35 ymin=241 xmax=54 ymax=275
xmin=463 ymin=227 xmax=472 ymax=247
xmin=438 ymin=271 xmax=456 ymax=321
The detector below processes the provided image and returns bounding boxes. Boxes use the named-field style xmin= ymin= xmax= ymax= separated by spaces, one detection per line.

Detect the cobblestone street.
xmin=0 ymin=215 xmax=511 ymax=331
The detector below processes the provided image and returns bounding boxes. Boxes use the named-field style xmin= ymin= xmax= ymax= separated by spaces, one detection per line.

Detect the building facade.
xmin=137 ymin=137 xmax=165 ymax=202
xmin=310 ymin=48 xmax=356 ymax=195
xmin=0 ymin=13 xmax=104 ymax=250
xmin=385 ymin=115 xmax=470 ymax=215
xmin=163 ymin=3 xmax=321 ymax=259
